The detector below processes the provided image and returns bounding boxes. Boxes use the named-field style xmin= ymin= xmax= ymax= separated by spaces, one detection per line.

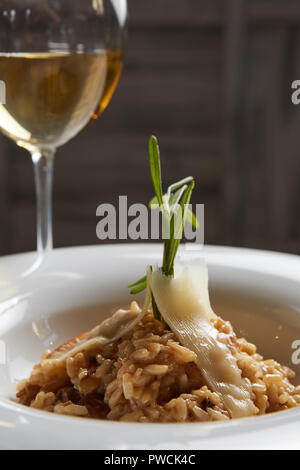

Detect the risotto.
xmin=16 ymin=137 xmax=300 ymax=421
xmin=17 ymin=301 xmax=300 ymax=422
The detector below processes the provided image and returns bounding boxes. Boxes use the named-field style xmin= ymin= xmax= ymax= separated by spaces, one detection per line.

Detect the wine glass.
xmin=0 ymin=0 xmax=127 ymax=252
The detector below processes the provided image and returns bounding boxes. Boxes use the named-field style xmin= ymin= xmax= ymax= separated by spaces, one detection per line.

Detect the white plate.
xmin=0 ymin=244 xmax=300 ymax=450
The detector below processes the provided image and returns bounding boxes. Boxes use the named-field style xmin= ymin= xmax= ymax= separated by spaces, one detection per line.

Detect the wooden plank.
xmin=0 ymin=139 xmax=8 ymax=253
xmin=223 ymin=4 xmax=300 ymax=254
xmin=222 ymin=0 xmax=247 ymax=245
xmin=104 ymin=74 xmax=220 ymax=132
xmin=280 ymin=30 xmax=300 ymax=250
xmin=128 ymin=0 xmax=223 ymax=27
xmin=102 ymin=30 xmax=222 ymax=133
xmin=129 ymin=0 xmax=300 ymax=27
xmin=0 ymin=137 xmax=14 ymax=255
xmin=248 ymin=28 xmax=289 ymax=247
xmin=248 ymin=1 xmax=300 ymax=23
xmin=125 ymin=28 xmax=221 ymax=68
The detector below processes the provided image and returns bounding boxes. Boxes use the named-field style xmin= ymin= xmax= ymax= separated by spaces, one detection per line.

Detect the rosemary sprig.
xmin=128 ymin=275 xmax=147 ymax=294
xmin=129 ymin=136 xmax=198 ymax=320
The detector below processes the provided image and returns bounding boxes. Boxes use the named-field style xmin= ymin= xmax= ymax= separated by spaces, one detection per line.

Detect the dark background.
xmin=0 ymin=0 xmax=300 ymax=256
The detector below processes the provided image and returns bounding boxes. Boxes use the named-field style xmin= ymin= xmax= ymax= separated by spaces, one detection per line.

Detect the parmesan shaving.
xmin=150 ymin=262 xmax=257 ymax=419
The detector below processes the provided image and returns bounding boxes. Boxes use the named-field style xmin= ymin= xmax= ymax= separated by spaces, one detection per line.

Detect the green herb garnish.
xmin=129 ymin=135 xmax=198 ymax=321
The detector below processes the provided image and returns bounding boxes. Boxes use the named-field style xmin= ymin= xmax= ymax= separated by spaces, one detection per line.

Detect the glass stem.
xmin=31 ymin=149 xmax=55 ymax=252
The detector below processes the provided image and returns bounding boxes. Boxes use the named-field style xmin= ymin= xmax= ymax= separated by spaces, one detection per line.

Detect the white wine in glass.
xmin=0 ymin=50 xmax=123 ymax=151
xmin=0 ymin=1 xmax=127 ymax=251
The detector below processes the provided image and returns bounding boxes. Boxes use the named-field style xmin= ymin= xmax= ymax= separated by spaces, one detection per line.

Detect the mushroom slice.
xmin=48 ymin=302 xmax=142 ymax=363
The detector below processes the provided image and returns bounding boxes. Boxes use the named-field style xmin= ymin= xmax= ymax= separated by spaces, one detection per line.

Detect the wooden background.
xmin=0 ymin=0 xmax=300 ymax=256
